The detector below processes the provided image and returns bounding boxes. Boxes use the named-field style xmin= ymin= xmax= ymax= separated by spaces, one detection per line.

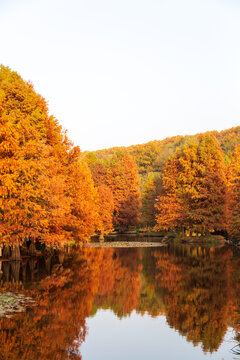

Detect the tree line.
xmin=89 ymin=132 xmax=240 ymax=242
xmin=145 ymin=134 xmax=240 ymax=240
xmin=1 ymin=65 xmax=240 ymax=258
xmin=90 ymin=127 xmax=240 ymax=242
xmin=0 ymin=66 xmax=141 ymax=258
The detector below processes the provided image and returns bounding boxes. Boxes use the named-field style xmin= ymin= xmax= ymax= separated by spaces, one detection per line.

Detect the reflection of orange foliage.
xmin=93 ymin=248 xmax=142 ymax=317
xmin=0 ymin=249 xmax=102 ymax=360
xmin=153 ymin=247 xmax=237 ymax=353
xmin=154 ymin=251 xmax=183 ymax=291
xmin=0 ymin=246 xmax=239 ymax=358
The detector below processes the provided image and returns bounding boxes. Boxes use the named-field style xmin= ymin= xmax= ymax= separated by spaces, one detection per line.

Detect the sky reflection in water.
xmin=82 ymin=310 xmax=235 ymax=360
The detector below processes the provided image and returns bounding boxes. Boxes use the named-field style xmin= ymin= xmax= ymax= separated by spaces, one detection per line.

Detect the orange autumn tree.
xmin=37 ymin=125 xmax=74 ymax=247
xmin=87 ymin=151 xmax=141 ymax=230
xmin=226 ymin=145 xmax=240 ymax=241
xmin=0 ymin=66 xmax=57 ymax=251
xmin=83 ymin=153 xmax=114 ymax=237
xmin=0 ymin=65 xmax=102 ymax=256
xmin=0 ymin=66 xmax=74 ymax=251
xmin=154 ymin=146 xmax=191 ymax=231
xmin=155 ymin=135 xmax=227 ymax=235
xmin=97 ymin=185 xmax=114 ymax=239
xmin=108 ymin=152 xmax=141 ymax=229
xmin=66 ymin=158 xmax=100 ymax=241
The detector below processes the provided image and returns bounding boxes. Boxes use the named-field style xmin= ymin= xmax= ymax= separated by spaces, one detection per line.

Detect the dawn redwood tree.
xmin=194 ymin=135 xmax=227 ymax=233
xmin=38 ymin=144 xmax=72 ymax=247
xmin=87 ymin=151 xmax=141 ymax=230
xmin=0 ymin=66 xmax=80 ymax=253
xmin=154 ymin=146 xmax=190 ymax=231
xmin=67 ymin=158 xmax=101 ymax=241
xmin=0 ymin=66 xmax=54 ymax=256
xmin=155 ymin=135 xmax=227 ymax=235
xmin=0 ymin=65 xmax=103 ymax=257
xmin=97 ymin=185 xmax=114 ymax=239
xmin=106 ymin=152 xmax=141 ymax=230
xmin=226 ymin=145 xmax=240 ymax=240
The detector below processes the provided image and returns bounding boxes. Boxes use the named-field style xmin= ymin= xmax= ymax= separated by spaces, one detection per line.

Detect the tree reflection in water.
xmin=0 ymin=245 xmax=239 ymax=359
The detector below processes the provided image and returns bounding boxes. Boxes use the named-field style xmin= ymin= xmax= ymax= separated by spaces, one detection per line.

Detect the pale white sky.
xmin=0 ymin=0 xmax=240 ymax=150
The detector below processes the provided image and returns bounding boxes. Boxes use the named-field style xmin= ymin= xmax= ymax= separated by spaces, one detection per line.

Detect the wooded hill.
xmin=91 ymin=126 xmax=240 ymax=175
xmin=86 ymin=126 xmax=240 ymax=239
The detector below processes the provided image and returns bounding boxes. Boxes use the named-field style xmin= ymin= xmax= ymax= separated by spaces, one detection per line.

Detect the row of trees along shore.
xmin=0 ymin=66 xmax=140 ymax=259
xmin=89 ymin=133 xmax=240 ymax=242
xmin=1 ymin=65 xmax=240 ymax=259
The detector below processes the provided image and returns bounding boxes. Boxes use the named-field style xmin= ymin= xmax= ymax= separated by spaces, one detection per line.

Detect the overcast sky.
xmin=1 ymin=0 xmax=240 ymax=150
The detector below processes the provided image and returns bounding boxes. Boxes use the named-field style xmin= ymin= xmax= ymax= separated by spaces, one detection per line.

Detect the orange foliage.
xmin=153 ymin=246 xmax=237 ymax=352
xmin=87 ymin=151 xmax=141 ymax=230
xmin=67 ymin=160 xmax=100 ymax=241
xmin=0 ymin=66 xmax=102 ymax=250
xmin=155 ymin=135 xmax=227 ymax=234
xmin=226 ymin=145 xmax=240 ymax=239
xmin=97 ymin=185 xmax=114 ymax=235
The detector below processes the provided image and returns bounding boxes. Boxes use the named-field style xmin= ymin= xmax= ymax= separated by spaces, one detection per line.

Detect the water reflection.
xmin=0 ymin=245 xmax=239 ymax=359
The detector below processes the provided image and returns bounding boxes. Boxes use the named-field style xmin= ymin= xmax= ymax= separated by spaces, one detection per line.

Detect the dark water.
xmin=0 ymin=244 xmax=239 ymax=360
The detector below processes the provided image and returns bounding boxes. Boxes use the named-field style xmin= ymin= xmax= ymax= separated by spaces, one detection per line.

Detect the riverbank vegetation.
xmin=87 ymin=125 xmax=240 ymax=244
xmin=1 ymin=65 xmax=240 ymax=259
xmin=0 ymin=66 xmax=142 ymax=259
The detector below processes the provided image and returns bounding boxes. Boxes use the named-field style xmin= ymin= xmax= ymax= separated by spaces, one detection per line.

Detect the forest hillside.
xmin=85 ymin=126 xmax=240 ymax=239
xmin=90 ymin=126 xmax=240 ymax=175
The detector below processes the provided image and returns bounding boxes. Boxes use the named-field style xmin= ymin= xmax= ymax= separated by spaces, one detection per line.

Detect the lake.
xmin=0 ymin=243 xmax=239 ymax=360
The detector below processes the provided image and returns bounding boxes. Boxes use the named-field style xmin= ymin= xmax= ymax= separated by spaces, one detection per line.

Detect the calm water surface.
xmin=0 ymin=243 xmax=239 ymax=360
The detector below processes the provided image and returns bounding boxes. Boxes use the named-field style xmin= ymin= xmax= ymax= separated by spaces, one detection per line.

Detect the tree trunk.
xmin=29 ymin=241 xmax=36 ymax=255
xmin=11 ymin=245 xmax=21 ymax=261
xmin=58 ymin=253 xmax=65 ymax=264
xmin=0 ymin=261 xmax=2 ymax=281
xmin=99 ymin=231 xmax=104 ymax=242
xmin=45 ymin=256 xmax=52 ymax=274
xmin=3 ymin=246 xmax=11 ymax=259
